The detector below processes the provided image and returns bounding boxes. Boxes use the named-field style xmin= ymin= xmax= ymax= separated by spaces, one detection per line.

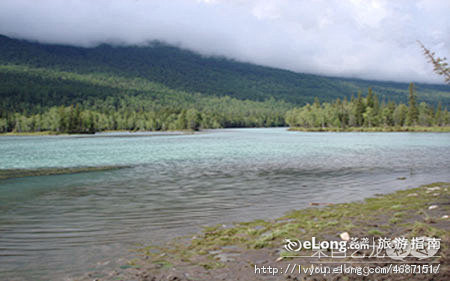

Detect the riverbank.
xmin=80 ymin=182 xmax=449 ymax=281
xmin=0 ymin=131 xmax=69 ymax=136
xmin=3 ymin=126 xmax=450 ymax=135
xmin=0 ymin=130 xmax=196 ymax=136
xmin=289 ymin=126 xmax=450 ymax=132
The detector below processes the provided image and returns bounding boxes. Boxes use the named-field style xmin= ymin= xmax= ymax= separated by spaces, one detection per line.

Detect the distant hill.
xmin=1 ymin=34 xmax=449 ymax=111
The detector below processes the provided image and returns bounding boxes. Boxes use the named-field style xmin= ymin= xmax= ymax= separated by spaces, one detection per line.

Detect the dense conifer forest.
xmin=286 ymin=84 xmax=449 ymax=130
xmin=0 ymin=35 xmax=449 ymax=133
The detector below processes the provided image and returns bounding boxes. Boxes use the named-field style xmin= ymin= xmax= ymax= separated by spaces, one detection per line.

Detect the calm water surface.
xmin=0 ymin=128 xmax=449 ymax=280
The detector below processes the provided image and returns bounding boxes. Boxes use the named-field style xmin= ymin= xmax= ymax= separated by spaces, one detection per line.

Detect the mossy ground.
xmin=80 ymin=182 xmax=450 ymax=280
xmin=289 ymin=126 xmax=450 ymax=132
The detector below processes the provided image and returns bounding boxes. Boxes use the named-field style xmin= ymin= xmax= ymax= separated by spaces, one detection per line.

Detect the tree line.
xmin=3 ymin=83 xmax=448 ymax=134
xmin=0 ymin=100 xmax=287 ymax=133
xmin=285 ymin=83 xmax=449 ymax=129
xmin=0 ymin=65 xmax=289 ymax=133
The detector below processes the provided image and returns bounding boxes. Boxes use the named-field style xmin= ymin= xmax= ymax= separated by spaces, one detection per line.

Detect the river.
xmin=0 ymin=128 xmax=449 ymax=280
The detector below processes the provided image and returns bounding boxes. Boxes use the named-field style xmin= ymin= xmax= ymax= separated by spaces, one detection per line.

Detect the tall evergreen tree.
xmin=407 ymin=82 xmax=419 ymax=125
xmin=355 ymin=91 xmax=365 ymax=126
xmin=366 ymin=87 xmax=374 ymax=108
xmin=435 ymin=102 xmax=442 ymax=126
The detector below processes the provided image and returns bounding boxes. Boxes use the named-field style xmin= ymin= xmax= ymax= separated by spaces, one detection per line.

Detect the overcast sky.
xmin=0 ymin=0 xmax=449 ymax=83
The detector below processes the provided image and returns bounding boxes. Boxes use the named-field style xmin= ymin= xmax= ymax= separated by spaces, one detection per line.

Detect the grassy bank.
xmin=93 ymin=182 xmax=450 ymax=281
xmin=0 ymin=129 xmax=197 ymax=136
xmin=0 ymin=131 xmax=69 ymax=136
xmin=3 ymin=127 xmax=449 ymax=136
xmin=0 ymin=166 xmax=130 ymax=180
xmin=289 ymin=126 xmax=450 ymax=132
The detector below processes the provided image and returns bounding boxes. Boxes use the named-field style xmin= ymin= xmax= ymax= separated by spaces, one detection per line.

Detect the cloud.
xmin=0 ymin=0 xmax=449 ymax=83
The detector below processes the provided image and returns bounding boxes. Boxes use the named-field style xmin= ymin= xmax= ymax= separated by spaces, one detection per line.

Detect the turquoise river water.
xmin=0 ymin=128 xmax=449 ymax=280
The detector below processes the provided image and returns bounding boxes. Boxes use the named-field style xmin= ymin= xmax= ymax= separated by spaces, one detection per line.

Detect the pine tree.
xmin=407 ymin=82 xmax=418 ymax=126
xmin=355 ymin=91 xmax=365 ymax=126
xmin=58 ymin=106 xmax=68 ymax=132
xmin=435 ymin=102 xmax=442 ymax=126
xmin=366 ymin=87 xmax=374 ymax=108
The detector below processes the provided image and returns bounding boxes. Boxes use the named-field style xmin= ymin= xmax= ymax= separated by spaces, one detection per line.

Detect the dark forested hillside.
xmin=1 ymin=35 xmax=449 ymax=105
xmin=0 ymin=34 xmax=449 ymax=133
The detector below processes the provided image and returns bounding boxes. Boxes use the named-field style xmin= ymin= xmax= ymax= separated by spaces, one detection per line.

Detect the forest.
xmin=1 ymin=35 xmax=449 ymax=133
xmin=0 ymin=99 xmax=288 ymax=133
xmin=285 ymin=83 xmax=449 ymax=130
xmin=1 ymin=34 xmax=450 ymax=106
xmin=2 ymin=81 xmax=448 ymax=133
xmin=0 ymin=65 xmax=289 ymax=133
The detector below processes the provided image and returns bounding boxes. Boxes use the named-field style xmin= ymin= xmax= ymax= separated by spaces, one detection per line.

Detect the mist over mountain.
xmin=1 ymin=0 xmax=449 ymax=84
xmin=1 ymin=35 xmax=449 ymax=110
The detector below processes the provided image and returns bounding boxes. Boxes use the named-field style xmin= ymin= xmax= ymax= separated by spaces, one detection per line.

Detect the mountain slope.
xmin=1 ymin=34 xmax=449 ymax=109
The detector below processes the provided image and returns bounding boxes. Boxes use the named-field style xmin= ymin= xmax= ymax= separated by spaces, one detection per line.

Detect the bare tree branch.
xmin=417 ymin=40 xmax=450 ymax=84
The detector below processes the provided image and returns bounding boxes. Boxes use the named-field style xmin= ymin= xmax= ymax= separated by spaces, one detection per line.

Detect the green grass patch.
xmin=289 ymin=126 xmax=450 ymax=132
xmin=136 ymin=182 xmax=450 ymax=269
